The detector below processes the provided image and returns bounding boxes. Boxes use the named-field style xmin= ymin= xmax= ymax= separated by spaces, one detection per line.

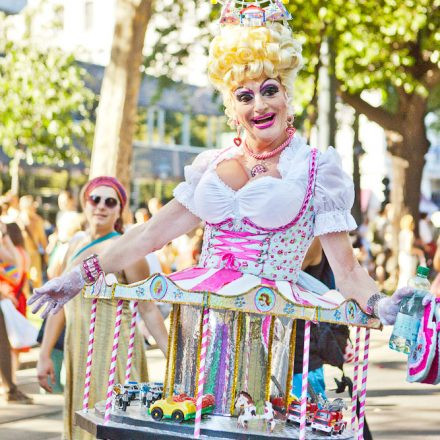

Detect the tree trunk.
xmin=388 ymin=95 xmax=430 ymax=236
xmin=351 ymin=113 xmax=363 ymax=225
xmin=90 ymin=0 xmax=153 ymax=192
xmin=340 ymin=90 xmax=429 ymax=230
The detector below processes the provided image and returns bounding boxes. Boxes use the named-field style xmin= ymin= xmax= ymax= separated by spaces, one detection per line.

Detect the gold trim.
xmin=169 ymin=304 xmax=180 ymax=395
xmin=265 ymin=316 xmax=275 ymax=402
xmin=285 ymin=319 xmax=297 ymax=412
xmin=230 ymin=311 xmax=243 ymax=415
xmin=163 ymin=304 xmax=175 ymax=397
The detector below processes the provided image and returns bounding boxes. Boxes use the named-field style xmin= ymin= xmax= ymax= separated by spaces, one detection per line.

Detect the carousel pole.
xmin=82 ymin=298 xmax=98 ymax=412
xmin=125 ymin=301 xmax=138 ymax=384
xmin=104 ymin=299 xmax=124 ymax=424
xmin=357 ymin=328 xmax=370 ymax=440
xmin=194 ymin=306 xmax=210 ymax=439
xmin=299 ymin=320 xmax=311 ymax=440
xmin=163 ymin=304 xmax=175 ymax=397
xmin=243 ymin=314 xmax=251 ymax=392
xmin=351 ymin=326 xmax=361 ymax=430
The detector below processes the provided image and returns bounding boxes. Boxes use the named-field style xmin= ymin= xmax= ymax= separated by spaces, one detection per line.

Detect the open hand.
xmin=27 ymin=266 xmax=84 ymax=318
xmin=377 ymin=287 xmax=420 ymax=325
xmin=37 ymin=355 xmax=55 ymax=393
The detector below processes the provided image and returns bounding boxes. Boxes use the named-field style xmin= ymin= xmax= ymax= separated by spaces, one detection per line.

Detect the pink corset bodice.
xmin=199 ymin=149 xmax=318 ymax=282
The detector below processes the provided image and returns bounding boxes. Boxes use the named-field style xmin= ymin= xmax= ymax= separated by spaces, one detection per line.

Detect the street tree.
xmin=89 ymin=0 xmax=153 ymax=191
xmin=0 ymin=39 xmax=94 ymax=194
xmin=287 ymin=0 xmax=440 ymax=226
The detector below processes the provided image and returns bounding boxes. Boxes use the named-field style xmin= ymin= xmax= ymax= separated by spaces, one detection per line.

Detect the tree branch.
xmin=339 ymin=90 xmax=402 ymax=133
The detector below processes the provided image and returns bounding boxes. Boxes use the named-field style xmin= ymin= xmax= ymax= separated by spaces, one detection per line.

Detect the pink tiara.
xmin=212 ymin=0 xmax=292 ymax=27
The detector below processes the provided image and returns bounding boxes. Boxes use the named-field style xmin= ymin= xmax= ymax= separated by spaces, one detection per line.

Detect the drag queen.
xmin=30 ymin=13 xmax=408 ymax=345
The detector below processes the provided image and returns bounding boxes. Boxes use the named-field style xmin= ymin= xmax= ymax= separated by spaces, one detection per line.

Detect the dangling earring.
xmin=233 ymin=121 xmax=242 ymax=147
xmin=286 ymin=115 xmax=296 ymax=136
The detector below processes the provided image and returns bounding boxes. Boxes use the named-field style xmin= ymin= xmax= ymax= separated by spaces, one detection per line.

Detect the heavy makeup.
xmin=232 ymin=77 xmax=289 ymax=153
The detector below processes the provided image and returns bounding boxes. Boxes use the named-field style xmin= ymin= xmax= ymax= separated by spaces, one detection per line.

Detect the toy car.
xmin=148 ymin=393 xmax=214 ymax=423
xmin=287 ymin=398 xmax=318 ymax=425
xmin=311 ymin=408 xmax=347 ymax=435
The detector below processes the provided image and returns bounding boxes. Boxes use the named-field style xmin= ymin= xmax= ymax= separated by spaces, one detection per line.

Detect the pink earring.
xmin=286 ymin=116 xmax=296 ymax=136
xmin=233 ymin=121 xmax=242 ymax=147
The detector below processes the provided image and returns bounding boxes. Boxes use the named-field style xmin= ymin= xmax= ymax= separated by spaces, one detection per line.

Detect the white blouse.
xmin=173 ymin=135 xmax=357 ymax=235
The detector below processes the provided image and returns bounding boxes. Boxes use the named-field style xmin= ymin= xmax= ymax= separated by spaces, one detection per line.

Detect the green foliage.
xmin=0 ymin=39 xmax=95 ymax=166
xmin=287 ymin=0 xmax=440 ymax=104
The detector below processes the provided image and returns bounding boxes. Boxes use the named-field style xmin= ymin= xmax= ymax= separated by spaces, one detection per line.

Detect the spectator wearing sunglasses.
xmin=35 ymin=176 xmax=168 ymax=440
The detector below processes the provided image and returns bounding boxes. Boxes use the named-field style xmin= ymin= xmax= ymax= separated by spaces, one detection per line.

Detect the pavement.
xmin=1 ymin=327 xmax=439 ymax=440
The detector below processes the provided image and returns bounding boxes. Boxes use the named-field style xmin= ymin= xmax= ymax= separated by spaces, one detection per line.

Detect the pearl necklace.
xmin=243 ymin=128 xmax=295 ymax=177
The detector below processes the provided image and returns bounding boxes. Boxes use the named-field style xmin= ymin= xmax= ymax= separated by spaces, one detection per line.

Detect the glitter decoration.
xmin=230 ymin=312 xmax=243 ymax=415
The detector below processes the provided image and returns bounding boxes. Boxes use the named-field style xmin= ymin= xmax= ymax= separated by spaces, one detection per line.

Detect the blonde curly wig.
xmin=207 ymin=23 xmax=303 ymax=127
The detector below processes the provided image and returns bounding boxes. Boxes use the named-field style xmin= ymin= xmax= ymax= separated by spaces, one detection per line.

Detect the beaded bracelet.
xmin=80 ymin=254 xmax=103 ymax=283
xmin=365 ymin=292 xmax=387 ymax=318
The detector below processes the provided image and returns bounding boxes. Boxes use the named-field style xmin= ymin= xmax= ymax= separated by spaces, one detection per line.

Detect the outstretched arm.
xmin=29 ymin=200 xmax=201 ymax=317
xmin=319 ymin=232 xmax=377 ymax=310
xmin=320 ymin=231 xmax=416 ymax=324
xmin=100 ymin=199 xmax=200 ymax=273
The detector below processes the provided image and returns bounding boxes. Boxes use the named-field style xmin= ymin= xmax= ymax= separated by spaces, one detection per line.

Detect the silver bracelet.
xmin=365 ymin=292 xmax=387 ymax=318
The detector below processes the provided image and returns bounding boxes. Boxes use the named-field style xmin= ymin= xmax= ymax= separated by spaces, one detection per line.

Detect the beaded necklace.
xmin=243 ymin=128 xmax=295 ymax=177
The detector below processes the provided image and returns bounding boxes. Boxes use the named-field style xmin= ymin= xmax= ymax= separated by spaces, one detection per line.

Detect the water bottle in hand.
xmin=389 ymin=266 xmax=430 ymax=354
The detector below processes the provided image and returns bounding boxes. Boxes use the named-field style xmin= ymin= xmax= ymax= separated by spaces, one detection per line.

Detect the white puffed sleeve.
xmin=173 ymin=148 xmax=219 ymax=216
xmin=314 ymin=147 xmax=357 ymax=236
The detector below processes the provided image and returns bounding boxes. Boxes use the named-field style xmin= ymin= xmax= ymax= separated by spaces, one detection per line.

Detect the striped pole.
xmin=104 ymin=299 xmax=124 ymax=424
xmin=243 ymin=315 xmax=251 ymax=392
xmin=125 ymin=301 xmax=138 ymax=384
xmin=357 ymin=329 xmax=370 ymax=440
xmin=299 ymin=320 xmax=311 ymax=440
xmin=351 ymin=327 xmax=361 ymax=430
xmin=194 ymin=307 xmax=210 ymax=439
xmin=82 ymin=298 xmax=98 ymax=411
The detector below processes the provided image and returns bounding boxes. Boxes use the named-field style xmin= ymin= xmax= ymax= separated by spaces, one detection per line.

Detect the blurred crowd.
xmin=352 ymin=203 xmax=440 ymax=294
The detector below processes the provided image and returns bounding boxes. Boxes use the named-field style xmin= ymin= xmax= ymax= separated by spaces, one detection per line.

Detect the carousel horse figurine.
xmin=235 ymin=391 xmax=257 ymax=429
xmin=262 ymin=400 xmax=276 ymax=433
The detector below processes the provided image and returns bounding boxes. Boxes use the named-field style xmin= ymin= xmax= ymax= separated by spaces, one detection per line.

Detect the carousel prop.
xmin=74 ymin=273 xmax=381 ymax=439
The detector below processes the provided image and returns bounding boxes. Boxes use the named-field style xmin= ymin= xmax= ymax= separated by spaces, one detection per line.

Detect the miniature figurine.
xmin=310 ymin=397 xmax=347 ymax=436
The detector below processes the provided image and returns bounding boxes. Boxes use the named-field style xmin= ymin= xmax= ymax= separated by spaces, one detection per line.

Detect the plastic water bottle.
xmin=389 ymin=266 xmax=430 ymax=354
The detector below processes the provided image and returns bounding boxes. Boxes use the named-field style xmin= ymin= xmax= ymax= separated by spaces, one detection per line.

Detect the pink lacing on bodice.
xmin=213 ymin=229 xmax=261 ymax=270
xmin=200 ymin=148 xmax=319 ymax=279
